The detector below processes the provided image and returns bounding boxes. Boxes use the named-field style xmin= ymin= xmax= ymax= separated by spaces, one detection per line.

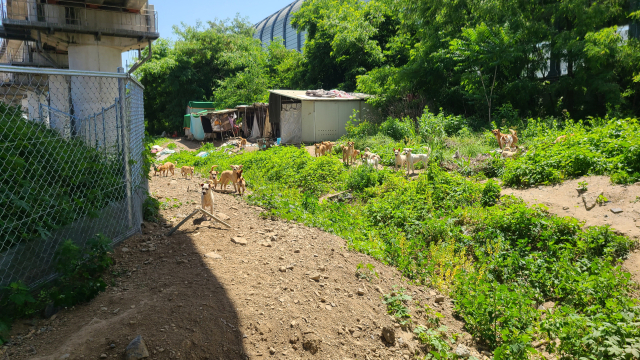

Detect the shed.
xmin=268 ymin=90 xmax=374 ymax=144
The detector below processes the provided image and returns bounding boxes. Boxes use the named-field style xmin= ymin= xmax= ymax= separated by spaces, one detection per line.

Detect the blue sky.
xmin=123 ymin=0 xmax=294 ymax=67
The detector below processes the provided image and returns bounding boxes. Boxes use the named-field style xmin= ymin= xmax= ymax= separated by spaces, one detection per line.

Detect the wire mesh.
xmin=0 ymin=66 xmax=145 ymax=289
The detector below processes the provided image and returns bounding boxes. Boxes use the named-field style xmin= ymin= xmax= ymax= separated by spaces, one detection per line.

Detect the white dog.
xmin=200 ymin=181 xmax=215 ymax=216
xmin=404 ymin=147 xmax=431 ymax=175
xmin=361 ymin=153 xmax=380 ymax=169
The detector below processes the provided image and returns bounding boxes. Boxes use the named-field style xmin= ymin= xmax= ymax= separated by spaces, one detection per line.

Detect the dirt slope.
xmin=5 ymin=172 xmax=482 ymax=360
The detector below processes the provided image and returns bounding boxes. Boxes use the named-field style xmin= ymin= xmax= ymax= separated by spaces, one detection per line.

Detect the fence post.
xmin=118 ymin=67 xmax=134 ymax=229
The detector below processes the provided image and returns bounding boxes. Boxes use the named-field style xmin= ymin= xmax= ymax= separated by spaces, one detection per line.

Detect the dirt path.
xmin=6 ymin=172 xmax=482 ymax=360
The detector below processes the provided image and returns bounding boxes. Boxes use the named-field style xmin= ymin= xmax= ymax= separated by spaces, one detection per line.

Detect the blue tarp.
xmin=190 ymin=115 xmax=205 ymax=141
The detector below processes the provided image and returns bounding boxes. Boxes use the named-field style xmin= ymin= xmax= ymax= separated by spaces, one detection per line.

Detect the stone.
xmin=269 ymin=347 xmax=276 ymax=355
xmin=325 ymin=305 xmax=332 ymax=310
xmin=58 ymin=355 xmax=70 ymax=360
xmin=542 ymin=301 xmax=555 ymax=309
xmin=231 ymin=237 xmax=247 ymax=245
xmin=357 ymin=289 xmax=365 ymax=296
xmin=286 ymin=264 xmax=294 ymax=270
xmin=294 ymin=249 xmax=301 ymax=253
xmin=216 ymin=213 xmax=231 ymax=221
xmin=352 ymin=331 xmax=362 ymax=338
xmin=122 ymin=247 xmax=130 ymax=252
xmin=125 ymin=335 xmax=149 ymax=360
xmin=100 ymin=354 xmax=108 ymax=358
xmin=279 ymin=266 xmax=287 ymax=272
xmin=563 ymin=206 xmax=569 ymax=210
xmin=310 ymin=273 xmax=322 ymax=281
xmin=302 ymin=335 xmax=322 ymax=354
xmin=434 ymin=295 xmax=445 ymax=303
xmin=204 ymin=252 xmax=222 ymax=259
xmin=537 ymin=305 xmax=546 ymax=311
xmin=455 ymin=344 xmax=471 ymax=358
xmin=375 ymin=286 xmax=382 ymax=293
xmin=261 ymin=242 xmax=272 ymax=247
xmin=381 ymin=326 xmax=395 ymax=344
xmin=582 ymin=191 xmax=603 ymax=211
xmin=611 ymin=208 xmax=623 ymax=214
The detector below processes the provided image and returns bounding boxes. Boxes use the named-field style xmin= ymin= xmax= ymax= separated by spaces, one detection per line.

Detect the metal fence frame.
xmin=0 ymin=64 xmax=146 ymax=289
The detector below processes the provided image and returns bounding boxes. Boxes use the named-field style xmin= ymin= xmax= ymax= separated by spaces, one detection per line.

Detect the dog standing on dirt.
xmin=156 ymin=162 xmax=175 ymax=177
xmin=181 ymin=166 xmax=195 ymax=179
xmin=393 ymin=148 xmax=407 ymax=172
xmin=342 ymin=142 xmax=355 ymax=165
xmin=218 ymin=165 xmax=243 ymax=193
xmin=404 ymin=147 xmax=431 ymax=175
xmin=314 ymin=143 xmax=327 ymax=157
xmin=322 ymin=141 xmax=336 ymax=154
xmin=209 ymin=165 xmax=219 ymax=188
xmin=200 ymin=181 xmax=215 ymax=216
xmin=235 ymin=170 xmax=246 ymax=196
xmin=491 ymin=129 xmax=518 ymax=150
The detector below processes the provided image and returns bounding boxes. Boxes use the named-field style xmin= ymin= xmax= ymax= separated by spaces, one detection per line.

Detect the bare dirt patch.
xmin=6 ymin=171 xmax=482 ymax=360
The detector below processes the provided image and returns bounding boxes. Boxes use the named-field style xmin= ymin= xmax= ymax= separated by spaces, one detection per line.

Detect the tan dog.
xmin=209 ymin=166 xmax=219 ymax=188
xmin=342 ymin=141 xmax=355 ymax=165
xmin=217 ymin=165 xmax=243 ymax=193
xmin=152 ymin=164 xmax=161 ymax=176
xmin=554 ymin=134 xmax=575 ymax=143
xmin=156 ymin=162 xmax=175 ymax=177
xmin=181 ymin=166 xmax=194 ymax=179
xmin=351 ymin=149 xmax=361 ymax=164
xmin=394 ymin=148 xmax=407 ymax=172
xmin=314 ymin=143 xmax=326 ymax=157
xmin=491 ymin=129 xmax=518 ymax=150
xmin=404 ymin=147 xmax=431 ymax=175
xmin=502 ymin=146 xmax=520 ymax=158
xmin=235 ymin=171 xmax=246 ymax=196
xmin=322 ymin=141 xmax=336 ymax=154
xmin=200 ymin=181 xmax=215 ymax=216
xmin=239 ymin=137 xmax=247 ymax=148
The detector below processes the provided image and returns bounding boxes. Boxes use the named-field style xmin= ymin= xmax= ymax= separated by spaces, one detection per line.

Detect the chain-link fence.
xmin=0 ymin=65 xmax=146 ymax=289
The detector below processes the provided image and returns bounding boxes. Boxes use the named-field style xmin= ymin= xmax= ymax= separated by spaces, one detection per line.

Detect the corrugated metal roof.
xmin=269 ymin=89 xmax=370 ymax=101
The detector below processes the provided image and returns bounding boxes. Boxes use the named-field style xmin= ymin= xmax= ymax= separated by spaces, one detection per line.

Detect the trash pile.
xmin=305 ymin=89 xmax=358 ymax=99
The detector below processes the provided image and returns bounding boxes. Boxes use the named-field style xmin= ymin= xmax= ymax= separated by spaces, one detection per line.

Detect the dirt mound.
xmin=6 ymin=173 xmax=485 ymax=360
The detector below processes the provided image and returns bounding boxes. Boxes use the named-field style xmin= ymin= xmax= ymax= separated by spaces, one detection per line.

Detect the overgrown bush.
xmin=379 ymin=117 xmax=415 ymax=141
xmin=0 ymin=104 xmax=125 ymax=250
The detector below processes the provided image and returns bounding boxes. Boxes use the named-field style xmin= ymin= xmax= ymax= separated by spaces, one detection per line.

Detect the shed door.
xmin=314 ymin=101 xmax=339 ymax=141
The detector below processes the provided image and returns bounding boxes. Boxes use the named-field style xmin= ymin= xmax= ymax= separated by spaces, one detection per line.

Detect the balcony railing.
xmin=0 ymin=0 xmax=158 ymax=39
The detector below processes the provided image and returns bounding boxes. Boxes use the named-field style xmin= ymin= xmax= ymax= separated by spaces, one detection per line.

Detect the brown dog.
xmin=181 ymin=166 xmax=194 ymax=179
xmin=351 ymin=149 xmax=361 ymax=164
xmin=209 ymin=166 xmax=219 ymax=188
xmin=314 ymin=143 xmax=326 ymax=157
xmin=322 ymin=141 xmax=335 ymax=154
xmin=239 ymin=137 xmax=247 ymax=148
xmin=217 ymin=165 xmax=243 ymax=193
xmin=235 ymin=171 xmax=246 ymax=196
xmin=554 ymin=134 xmax=575 ymax=143
xmin=491 ymin=129 xmax=518 ymax=150
xmin=342 ymin=141 xmax=355 ymax=165
xmin=156 ymin=162 xmax=175 ymax=177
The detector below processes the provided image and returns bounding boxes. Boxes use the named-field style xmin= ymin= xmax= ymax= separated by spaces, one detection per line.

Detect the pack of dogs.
xmin=314 ymin=141 xmax=336 ymax=157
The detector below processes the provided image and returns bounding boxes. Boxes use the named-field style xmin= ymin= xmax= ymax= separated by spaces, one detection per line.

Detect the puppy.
xmin=351 ymin=149 xmax=361 ymax=164
xmin=235 ymin=171 xmax=246 ymax=196
xmin=393 ymin=148 xmax=407 ymax=172
xmin=152 ymin=164 xmax=161 ymax=176
xmin=404 ymin=147 xmax=431 ymax=175
xmin=239 ymin=137 xmax=247 ymax=148
xmin=361 ymin=153 xmax=380 ymax=168
xmin=200 ymin=181 xmax=215 ymax=216
xmin=314 ymin=143 xmax=326 ymax=157
xmin=218 ymin=165 xmax=243 ymax=193
xmin=341 ymin=141 xmax=355 ymax=165
xmin=491 ymin=129 xmax=518 ymax=150
xmin=209 ymin=166 xmax=219 ymax=188
xmin=502 ymin=146 xmax=520 ymax=158
xmin=156 ymin=162 xmax=175 ymax=177
xmin=181 ymin=166 xmax=195 ymax=179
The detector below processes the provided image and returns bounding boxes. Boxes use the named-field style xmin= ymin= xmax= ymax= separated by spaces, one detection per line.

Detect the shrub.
xmin=481 ymin=179 xmax=501 ymax=207
xmin=345 ymin=165 xmax=383 ymax=192
xmin=0 ymin=104 xmax=124 ymax=250
xmin=143 ymin=193 xmax=161 ymax=222
xmin=418 ymin=107 xmax=468 ymax=141
xmin=378 ymin=116 xmax=415 ymax=141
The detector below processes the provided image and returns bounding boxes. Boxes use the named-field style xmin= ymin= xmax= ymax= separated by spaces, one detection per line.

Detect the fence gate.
xmin=0 ymin=65 xmax=146 ymax=289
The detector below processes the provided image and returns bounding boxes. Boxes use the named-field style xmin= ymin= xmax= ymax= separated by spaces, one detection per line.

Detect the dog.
xmin=152 ymin=164 xmax=161 ymax=176
xmin=239 ymin=137 xmax=247 ymax=148
xmin=322 ymin=141 xmax=336 ymax=154
xmin=453 ymin=149 xmax=461 ymax=159
xmin=156 ymin=162 xmax=175 ymax=177
xmin=501 ymin=146 xmax=519 ymax=158
xmin=393 ymin=148 xmax=407 ymax=172
xmin=404 ymin=147 xmax=431 ymax=175
xmin=235 ymin=172 xmax=246 ymax=196
xmin=217 ymin=165 xmax=243 ymax=193
xmin=209 ymin=165 xmax=219 ymax=188
xmin=314 ymin=143 xmax=326 ymax=157
xmin=351 ymin=149 xmax=361 ymax=164
xmin=342 ymin=141 xmax=355 ymax=165
xmin=361 ymin=153 xmax=380 ymax=168
xmin=554 ymin=134 xmax=575 ymax=143
xmin=181 ymin=166 xmax=195 ymax=179
xmin=491 ymin=129 xmax=518 ymax=150
xmin=200 ymin=181 xmax=215 ymax=217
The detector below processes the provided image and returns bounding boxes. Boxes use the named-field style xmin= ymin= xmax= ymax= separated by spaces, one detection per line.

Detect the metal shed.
xmin=268 ymin=90 xmax=374 ymax=144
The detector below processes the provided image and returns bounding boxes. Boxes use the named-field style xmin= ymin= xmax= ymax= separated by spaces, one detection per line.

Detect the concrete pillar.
xmin=68 ymin=44 xmax=122 ymax=144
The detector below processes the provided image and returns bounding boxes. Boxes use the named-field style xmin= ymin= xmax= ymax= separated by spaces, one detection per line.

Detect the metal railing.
xmin=0 ymin=0 xmax=158 ymax=38
xmin=0 ymin=65 xmax=146 ymax=289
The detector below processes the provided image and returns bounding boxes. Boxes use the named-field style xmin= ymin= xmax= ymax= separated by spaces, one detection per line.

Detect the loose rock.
xmin=302 ymin=335 xmax=322 ymax=354
xmin=310 ymin=273 xmax=321 ymax=281
xmin=125 ymin=335 xmax=150 ymax=360
xmin=435 ymin=295 xmax=445 ymax=303
xmin=611 ymin=208 xmax=623 ymax=214
xmin=455 ymin=344 xmax=471 ymax=358
xmin=204 ymin=252 xmax=222 ymax=259
xmin=231 ymin=237 xmax=247 ymax=245
xmin=381 ymin=326 xmax=395 ymax=344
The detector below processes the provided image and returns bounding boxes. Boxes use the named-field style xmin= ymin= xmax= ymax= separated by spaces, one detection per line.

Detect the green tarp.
xmin=183 ymin=114 xmax=190 ymax=128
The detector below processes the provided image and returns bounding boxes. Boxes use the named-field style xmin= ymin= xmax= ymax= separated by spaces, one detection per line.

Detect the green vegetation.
xmin=0 ymin=234 xmax=114 ymax=343
xmin=0 ymin=105 xmax=125 ymax=250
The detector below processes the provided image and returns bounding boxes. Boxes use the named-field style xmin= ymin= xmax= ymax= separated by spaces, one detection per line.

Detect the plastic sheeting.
xmin=190 ymin=116 xmax=205 ymax=141
xmin=249 ymin=113 xmax=261 ymax=140
xmin=280 ymin=103 xmax=302 ymax=144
